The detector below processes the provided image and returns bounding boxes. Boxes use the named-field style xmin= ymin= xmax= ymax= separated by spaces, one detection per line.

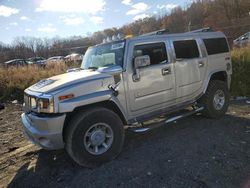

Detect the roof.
xmin=65 ymin=53 xmax=81 ymax=58
xmin=48 ymin=56 xmax=64 ymax=60
xmin=4 ymin=59 xmax=24 ymax=64
xmin=91 ymin=29 xmax=226 ymax=48
xmin=128 ymin=31 xmax=225 ymax=42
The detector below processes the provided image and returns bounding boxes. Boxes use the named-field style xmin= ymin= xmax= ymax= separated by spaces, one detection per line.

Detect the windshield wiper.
xmin=88 ymin=67 xmax=98 ymax=70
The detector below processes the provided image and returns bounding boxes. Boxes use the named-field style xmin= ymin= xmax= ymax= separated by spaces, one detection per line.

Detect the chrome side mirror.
xmin=134 ymin=55 xmax=150 ymax=68
xmin=97 ymin=65 xmax=123 ymax=75
xmin=133 ymin=55 xmax=150 ymax=82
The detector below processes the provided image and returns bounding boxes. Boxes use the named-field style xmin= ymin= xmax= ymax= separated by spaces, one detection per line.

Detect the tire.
xmin=199 ymin=80 xmax=229 ymax=119
xmin=65 ymin=107 xmax=124 ymax=167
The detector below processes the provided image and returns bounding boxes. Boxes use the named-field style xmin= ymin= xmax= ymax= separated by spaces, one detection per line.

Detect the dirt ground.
xmin=0 ymin=100 xmax=250 ymax=188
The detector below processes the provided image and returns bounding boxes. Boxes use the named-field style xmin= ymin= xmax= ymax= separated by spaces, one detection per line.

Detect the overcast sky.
xmin=0 ymin=0 xmax=191 ymax=44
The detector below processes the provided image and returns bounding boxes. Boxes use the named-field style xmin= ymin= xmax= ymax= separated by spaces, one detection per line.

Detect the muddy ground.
xmin=0 ymin=100 xmax=250 ymax=188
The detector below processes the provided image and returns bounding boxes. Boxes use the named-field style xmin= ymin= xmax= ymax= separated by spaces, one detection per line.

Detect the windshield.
xmin=81 ymin=40 xmax=125 ymax=70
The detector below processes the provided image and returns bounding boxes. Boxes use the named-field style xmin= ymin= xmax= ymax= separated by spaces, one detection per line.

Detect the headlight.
xmin=37 ymin=95 xmax=54 ymax=113
xmin=24 ymin=93 xmax=54 ymax=113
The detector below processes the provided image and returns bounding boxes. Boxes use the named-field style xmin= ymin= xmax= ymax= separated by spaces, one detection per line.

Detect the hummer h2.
xmin=21 ymin=28 xmax=232 ymax=166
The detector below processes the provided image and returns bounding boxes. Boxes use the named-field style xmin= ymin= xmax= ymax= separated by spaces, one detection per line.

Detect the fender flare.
xmin=59 ymin=90 xmax=128 ymax=123
xmin=203 ymin=70 xmax=229 ymax=94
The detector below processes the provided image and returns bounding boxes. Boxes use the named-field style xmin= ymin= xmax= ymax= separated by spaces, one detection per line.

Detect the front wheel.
xmin=199 ymin=80 xmax=230 ymax=119
xmin=65 ymin=107 xmax=124 ymax=167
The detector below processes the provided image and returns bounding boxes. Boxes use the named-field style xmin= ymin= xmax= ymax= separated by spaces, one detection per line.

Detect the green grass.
xmin=231 ymin=45 xmax=250 ymax=97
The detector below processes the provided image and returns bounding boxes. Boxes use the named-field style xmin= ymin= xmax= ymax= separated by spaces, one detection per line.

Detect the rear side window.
xmin=134 ymin=42 xmax=168 ymax=65
xmin=203 ymin=38 xmax=229 ymax=55
xmin=173 ymin=40 xmax=200 ymax=59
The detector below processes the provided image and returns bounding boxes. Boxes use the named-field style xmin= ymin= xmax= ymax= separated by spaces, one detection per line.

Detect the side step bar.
xmin=129 ymin=106 xmax=204 ymax=133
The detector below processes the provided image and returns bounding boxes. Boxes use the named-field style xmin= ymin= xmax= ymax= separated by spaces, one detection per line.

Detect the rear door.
xmin=172 ymin=39 xmax=207 ymax=99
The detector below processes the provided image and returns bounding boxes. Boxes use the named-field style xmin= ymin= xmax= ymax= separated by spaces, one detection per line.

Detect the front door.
xmin=126 ymin=41 xmax=176 ymax=113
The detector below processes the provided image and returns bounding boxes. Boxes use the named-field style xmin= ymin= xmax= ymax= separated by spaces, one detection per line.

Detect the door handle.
xmin=198 ymin=61 xmax=204 ymax=67
xmin=162 ymin=67 xmax=171 ymax=75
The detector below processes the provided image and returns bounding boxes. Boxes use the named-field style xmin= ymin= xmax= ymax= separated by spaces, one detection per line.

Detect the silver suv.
xmin=21 ymin=28 xmax=232 ymax=167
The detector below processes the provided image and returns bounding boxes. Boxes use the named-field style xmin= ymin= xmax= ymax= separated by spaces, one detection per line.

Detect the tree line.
xmin=0 ymin=0 xmax=250 ymax=64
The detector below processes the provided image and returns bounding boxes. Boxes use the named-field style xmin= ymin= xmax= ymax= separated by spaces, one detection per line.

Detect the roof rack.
xmin=187 ymin=27 xmax=213 ymax=33
xmin=140 ymin=29 xmax=169 ymax=37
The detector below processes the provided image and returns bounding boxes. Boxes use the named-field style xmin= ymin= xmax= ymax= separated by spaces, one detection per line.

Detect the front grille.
xmin=24 ymin=93 xmax=37 ymax=112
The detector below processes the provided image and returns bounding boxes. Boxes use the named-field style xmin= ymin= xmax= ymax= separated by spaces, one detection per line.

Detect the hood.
xmin=28 ymin=70 xmax=111 ymax=93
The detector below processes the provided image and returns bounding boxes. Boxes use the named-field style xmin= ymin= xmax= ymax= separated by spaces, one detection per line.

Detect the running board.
xmin=129 ymin=106 xmax=204 ymax=133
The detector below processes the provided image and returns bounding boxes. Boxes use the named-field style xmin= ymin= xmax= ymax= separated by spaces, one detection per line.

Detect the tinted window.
xmin=173 ymin=40 xmax=200 ymax=59
xmin=134 ymin=42 xmax=168 ymax=65
xmin=203 ymin=38 xmax=229 ymax=55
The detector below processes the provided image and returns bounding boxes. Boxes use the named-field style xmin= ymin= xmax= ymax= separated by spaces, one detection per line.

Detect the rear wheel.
xmin=199 ymin=80 xmax=229 ymax=119
xmin=65 ymin=107 xmax=124 ymax=167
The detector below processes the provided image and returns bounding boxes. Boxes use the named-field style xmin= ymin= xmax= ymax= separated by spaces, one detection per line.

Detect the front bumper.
xmin=21 ymin=113 xmax=66 ymax=150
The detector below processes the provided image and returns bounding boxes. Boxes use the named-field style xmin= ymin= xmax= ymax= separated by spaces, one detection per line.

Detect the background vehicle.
xmin=21 ymin=28 xmax=232 ymax=167
xmin=28 ymin=57 xmax=46 ymax=67
xmin=233 ymin=31 xmax=250 ymax=47
xmin=28 ymin=57 xmax=46 ymax=64
xmin=4 ymin=59 xmax=33 ymax=67
xmin=64 ymin=53 xmax=83 ymax=64
xmin=45 ymin=56 xmax=65 ymax=65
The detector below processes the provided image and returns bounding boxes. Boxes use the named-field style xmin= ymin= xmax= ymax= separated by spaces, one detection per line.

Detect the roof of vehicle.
xmin=28 ymin=57 xmax=45 ymax=61
xmin=4 ymin=59 xmax=24 ymax=64
xmin=92 ymin=29 xmax=226 ymax=48
xmin=92 ymin=39 xmax=126 ymax=48
xmin=65 ymin=53 xmax=81 ymax=58
xmin=47 ymin=56 xmax=64 ymax=60
xmin=128 ymin=30 xmax=226 ymax=43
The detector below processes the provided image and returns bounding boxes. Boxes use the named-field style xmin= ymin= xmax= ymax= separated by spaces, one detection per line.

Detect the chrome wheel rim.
xmin=84 ymin=123 xmax=113 ymax=155
xmin=213 ymin=89 xmax=225 ymax=110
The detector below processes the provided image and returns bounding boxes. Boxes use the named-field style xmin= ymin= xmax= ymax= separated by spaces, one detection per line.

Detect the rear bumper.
xmin=21 ymin=113 xmax=66 ymax=150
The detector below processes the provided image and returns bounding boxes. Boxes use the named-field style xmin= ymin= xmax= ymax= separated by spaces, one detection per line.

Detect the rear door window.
xmin=173 ymin=40 xmax=200 ymax=59
xmin=203 ymin=38 xmax=229 ymax=55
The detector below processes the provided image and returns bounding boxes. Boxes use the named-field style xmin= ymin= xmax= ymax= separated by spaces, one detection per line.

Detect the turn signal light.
xmin=125 ymin=35 xmax=133 ymax=39
xmin=58 ymin=94 xmax=74 ymax=101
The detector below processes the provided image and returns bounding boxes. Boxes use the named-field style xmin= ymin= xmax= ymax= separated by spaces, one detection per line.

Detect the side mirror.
xmin=134 ymin=55 xmax=150 ymax=69
xmin=97 ymin=65 xmax=123 ymax=75
xmin=133 ymin=55 xmax=150 ymax=82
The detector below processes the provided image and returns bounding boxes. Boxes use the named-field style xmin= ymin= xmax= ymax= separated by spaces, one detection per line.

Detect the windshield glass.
xmin=81 ymin=40 xmax=125 ymax=69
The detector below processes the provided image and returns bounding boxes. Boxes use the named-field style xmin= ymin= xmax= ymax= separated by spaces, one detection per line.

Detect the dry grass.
xmin=0 ymin=63 xmax=69 ymax=102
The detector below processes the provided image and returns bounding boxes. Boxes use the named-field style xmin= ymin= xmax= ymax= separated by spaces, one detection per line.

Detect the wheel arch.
xmin=203 ymin=70 xmax=229 ymax=94
xmin=62 ymin=100 xmax=127 ymax=142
